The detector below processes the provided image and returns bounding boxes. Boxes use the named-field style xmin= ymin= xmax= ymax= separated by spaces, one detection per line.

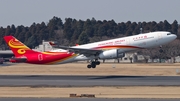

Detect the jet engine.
xmin=98 ymin=49 xmax=125 ymax=59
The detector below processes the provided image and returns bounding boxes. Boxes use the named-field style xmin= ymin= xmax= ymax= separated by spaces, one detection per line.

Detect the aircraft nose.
xmin=172 ymin=34 xmax=177 ymax=40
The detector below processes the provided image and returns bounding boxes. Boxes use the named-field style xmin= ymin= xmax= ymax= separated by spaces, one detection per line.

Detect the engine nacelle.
xmin=99 ymin=49 xmax=125 ymax=59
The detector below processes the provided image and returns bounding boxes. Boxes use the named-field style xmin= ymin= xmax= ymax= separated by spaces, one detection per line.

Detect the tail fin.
xmin=4 ymin=36 xmax=39 ymax=57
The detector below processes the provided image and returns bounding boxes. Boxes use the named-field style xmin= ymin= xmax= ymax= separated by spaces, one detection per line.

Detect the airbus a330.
xmin=4 ymin=31 xmax=177 ymax=68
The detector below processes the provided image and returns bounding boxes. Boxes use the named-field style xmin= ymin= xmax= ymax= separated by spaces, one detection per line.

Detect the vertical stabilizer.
xmin=4 ymin=36 xmax=39 ymax=57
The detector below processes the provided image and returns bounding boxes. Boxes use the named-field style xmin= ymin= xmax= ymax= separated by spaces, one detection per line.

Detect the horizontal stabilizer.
xmin=9 ymin=57 xmax=27 ymax=63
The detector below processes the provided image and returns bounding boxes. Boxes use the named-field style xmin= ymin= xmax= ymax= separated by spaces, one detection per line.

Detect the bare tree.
xmin=138 ymin=48 xmax=159 ymax=63
xmin=161 ymin=39 xmax=180 ymax=63
xmin=139 ymin=39 xmax=180 ymax=63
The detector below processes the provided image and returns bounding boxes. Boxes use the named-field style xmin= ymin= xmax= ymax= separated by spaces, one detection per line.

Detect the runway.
xmin=0 ymin=75 xmax=180 ymax=87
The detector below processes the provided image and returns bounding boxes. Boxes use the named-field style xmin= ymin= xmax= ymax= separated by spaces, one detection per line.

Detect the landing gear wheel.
xmin=91 ymin=64 xmax=96 ymax=68
xmin=96 ymin=61 xmax=100 ymax=65
xmin=91 ymin=62 xmax=96 ymax=68
xmin=87 ymin=59 xmax=100 ymax=69
xmin=87 ymin=65 xmax=91 ymax=68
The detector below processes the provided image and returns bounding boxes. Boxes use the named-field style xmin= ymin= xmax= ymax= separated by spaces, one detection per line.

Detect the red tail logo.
xmin=4 ymin=36 xmax=38 ymax=57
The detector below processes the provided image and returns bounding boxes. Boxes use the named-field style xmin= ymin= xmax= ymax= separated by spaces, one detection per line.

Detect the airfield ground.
xmin=0 ymin=62 xmax=180 ymax=76
xmin=0 ymin=86 xmax=180 ymax=98
xmin=0 ymin=62 xmax=180 ymax=98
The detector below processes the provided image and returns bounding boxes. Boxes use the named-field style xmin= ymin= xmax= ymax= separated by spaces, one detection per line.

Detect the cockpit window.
xmin=167 ymin=33 xmax=171 ymax=35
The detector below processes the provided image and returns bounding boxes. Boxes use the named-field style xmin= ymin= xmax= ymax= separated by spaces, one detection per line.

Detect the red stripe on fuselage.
xmin=93 ymin=45 xmax=143 ymax=50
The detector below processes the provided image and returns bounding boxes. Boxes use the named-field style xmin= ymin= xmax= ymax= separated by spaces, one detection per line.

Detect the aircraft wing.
xmin=56 ymin=46 xmax=102 ymax=56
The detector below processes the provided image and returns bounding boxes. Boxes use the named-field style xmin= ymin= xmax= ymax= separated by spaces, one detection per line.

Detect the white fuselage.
xmin=52 ymin=31 xmax=177 ymax=64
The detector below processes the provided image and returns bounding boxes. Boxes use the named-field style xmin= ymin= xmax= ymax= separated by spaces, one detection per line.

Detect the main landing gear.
xmin=87 ymin=59 xmax=100 ymax=69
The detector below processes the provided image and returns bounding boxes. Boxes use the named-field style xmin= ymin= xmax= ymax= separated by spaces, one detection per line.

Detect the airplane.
xmin=4 ymin=31 xmax=177 ymax=68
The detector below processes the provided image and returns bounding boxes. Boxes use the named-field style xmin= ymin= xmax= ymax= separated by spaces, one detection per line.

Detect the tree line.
xmin=0 ymin=16 xmax=179 ymax=50
xmin=137 ymin=39 xmax=180 ymax=63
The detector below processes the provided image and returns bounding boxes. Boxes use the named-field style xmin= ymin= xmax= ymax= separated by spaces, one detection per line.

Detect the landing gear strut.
xmin=87 ymin=59 xmax=100 ymax=69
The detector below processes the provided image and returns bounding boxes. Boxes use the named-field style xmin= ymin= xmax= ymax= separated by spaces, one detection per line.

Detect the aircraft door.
xmin=158 ymin=33 xmax=162 ymax=39
xmin=156 ymin=33 xmax=163 ymax=46
xmin=126 ymin=38 xmax=130 ymax=45
xmin=38 ymin=54 xmax=43 ymax=61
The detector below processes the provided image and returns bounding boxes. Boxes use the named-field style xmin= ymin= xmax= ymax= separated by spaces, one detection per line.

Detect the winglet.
xmin=4 ymin=36 xmax=38 ymax=57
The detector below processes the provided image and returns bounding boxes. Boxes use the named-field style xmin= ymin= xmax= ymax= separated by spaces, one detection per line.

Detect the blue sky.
xmin=0 ymin=0 xmax=179 ymax=27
